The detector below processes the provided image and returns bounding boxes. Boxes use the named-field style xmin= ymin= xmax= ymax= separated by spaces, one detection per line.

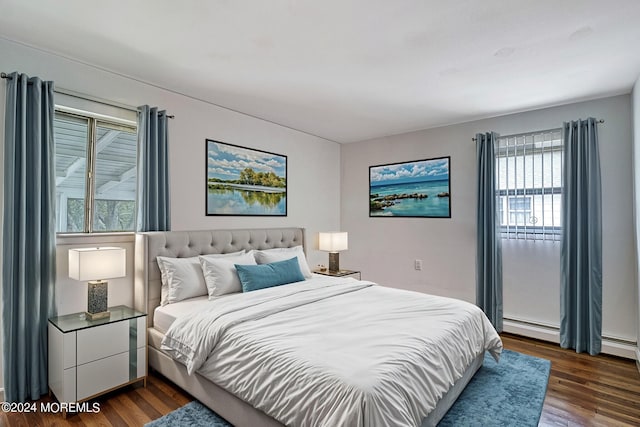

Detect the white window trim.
xmin=55 ymin=106 xmax=138 ymax=234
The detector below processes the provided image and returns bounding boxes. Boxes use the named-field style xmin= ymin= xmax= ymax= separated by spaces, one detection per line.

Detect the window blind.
xmin=495 ymin=128 xmax=563 ymax=241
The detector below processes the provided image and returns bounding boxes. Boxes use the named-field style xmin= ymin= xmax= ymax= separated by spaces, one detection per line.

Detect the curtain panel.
xmin=476 ymin=132 xmax=503 ymax=332
xmin=560 ymin=117 xmax=602 ymax=355
xmin=136 ymin=105 xmax=170 ymax=231
xmin=2 ymin=72 xmax=56 ymax=402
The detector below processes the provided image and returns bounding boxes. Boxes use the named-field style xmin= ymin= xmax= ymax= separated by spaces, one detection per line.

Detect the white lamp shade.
xmin=68 ymin=247 xmax=126 ymax=281
xmin=318 ymin=232 xmax=348 ymax=252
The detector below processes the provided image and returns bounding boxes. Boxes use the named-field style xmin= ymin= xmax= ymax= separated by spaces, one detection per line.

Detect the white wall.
xmin=342 ymin=95 xmax=637 ymax=347
xmin=632 ymin=74 xmax=640 ymax=366
xmin=0 ymin=37 xmax=341 ymax=392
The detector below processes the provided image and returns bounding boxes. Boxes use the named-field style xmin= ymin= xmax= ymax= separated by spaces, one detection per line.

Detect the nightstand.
xmin=48 ymin=305 xmax=146 ymax=414
xmin=313 ymin=269 xmax=362 ymax=280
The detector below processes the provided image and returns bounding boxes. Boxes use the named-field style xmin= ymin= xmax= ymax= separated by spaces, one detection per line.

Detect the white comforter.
xmin=161 ymin=278 xmax=502 ymax=427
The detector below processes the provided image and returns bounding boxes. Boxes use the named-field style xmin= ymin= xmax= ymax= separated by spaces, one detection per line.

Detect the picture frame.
xmin=369 ymin=156 xmax=451 ymax=218
xmin=206 ymin=140 xmax=287 ymax=216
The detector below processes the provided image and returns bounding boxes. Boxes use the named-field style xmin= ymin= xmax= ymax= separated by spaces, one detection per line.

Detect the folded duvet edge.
xmin=161 ymin=336 xmax=199 ymax=374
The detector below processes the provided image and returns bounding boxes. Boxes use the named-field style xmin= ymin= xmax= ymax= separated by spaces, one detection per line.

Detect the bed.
xmin=134 ymin=227 xmax=502 ymax=427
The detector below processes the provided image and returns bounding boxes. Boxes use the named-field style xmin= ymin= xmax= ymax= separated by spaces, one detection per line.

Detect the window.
xmin=55 ymin=109 xmax=137 ymax=233
xmin=496 ymin=129 xmax=563 ymax=241
xmin=508 ymin=196 xmax=532 ymax=226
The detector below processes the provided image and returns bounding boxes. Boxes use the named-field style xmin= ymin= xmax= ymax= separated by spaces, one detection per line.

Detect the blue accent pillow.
xmin=235 ymin=257 xmax=305 ymax=292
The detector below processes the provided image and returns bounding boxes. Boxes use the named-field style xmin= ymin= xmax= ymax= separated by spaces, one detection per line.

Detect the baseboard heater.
xmin=503 ymin=317 xmax=638 ymax=360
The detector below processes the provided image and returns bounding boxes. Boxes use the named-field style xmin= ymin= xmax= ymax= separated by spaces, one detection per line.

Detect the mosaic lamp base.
xmin=85 ymin=280 xmax=110 ymax=320
xmin=328 ymin=252 xmax=340 ymax=273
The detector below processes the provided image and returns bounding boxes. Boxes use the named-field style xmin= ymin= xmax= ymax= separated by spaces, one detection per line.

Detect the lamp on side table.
xmin=68 ymin=247 xmax=126 ymax=320
xmin=319 ymin=232 xmax=348 ymax=273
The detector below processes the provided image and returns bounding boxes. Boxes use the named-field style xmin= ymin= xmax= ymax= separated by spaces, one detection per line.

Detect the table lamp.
xmin=68 ymin=247 xmax=126 ymax=320
xmin=319 ymin=232 xmax=348 ymax=273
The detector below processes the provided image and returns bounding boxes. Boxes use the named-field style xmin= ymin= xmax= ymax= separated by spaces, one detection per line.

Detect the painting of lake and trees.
xmin=369 ymin=156 xmax=451 ymax=218
xmin=206 ymin=140 xmax=287 ymax=216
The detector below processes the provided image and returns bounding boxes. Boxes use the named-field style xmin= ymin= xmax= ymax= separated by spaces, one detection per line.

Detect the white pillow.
xmin=254 ymin=246 xmax=312 ymax=278
xmin=199 ymin=251 xmax=257 ymax=297
xmin=157 ymin=250 xmax=244 ymax=305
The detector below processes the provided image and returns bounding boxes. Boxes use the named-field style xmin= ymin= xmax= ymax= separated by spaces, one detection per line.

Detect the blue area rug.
xmin=145 ymin=349 xmax=550 ymax=427
xmin=438 ymin=349 xmax=550 ymax=426
xmin=145 ymin=400 xmax=231 ymax=427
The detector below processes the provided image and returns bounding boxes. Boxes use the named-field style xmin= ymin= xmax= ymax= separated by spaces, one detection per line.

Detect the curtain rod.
xmin=471 ymin=119 xmax=605 ymax=141
xmin=1 ymin=72 xmax=174 ymax=119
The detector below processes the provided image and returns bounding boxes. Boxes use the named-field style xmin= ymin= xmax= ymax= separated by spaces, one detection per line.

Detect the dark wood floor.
xmin=502 ymin=334 xmax=640 ymax=427
xmin=2 ymin=333 xmax=639 ymax=426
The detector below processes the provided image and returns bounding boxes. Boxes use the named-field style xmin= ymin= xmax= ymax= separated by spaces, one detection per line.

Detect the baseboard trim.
xmin=503 ymin=318 xmax=637 ymax=360
xmin=503 ymin=318 xmax=560 ymax=343
xmin=636 ymin=348 xmax=640 ymax=374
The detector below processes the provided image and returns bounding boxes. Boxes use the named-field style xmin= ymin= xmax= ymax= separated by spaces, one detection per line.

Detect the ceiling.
xmin=2 ymin=0 xmax=640 ymax=143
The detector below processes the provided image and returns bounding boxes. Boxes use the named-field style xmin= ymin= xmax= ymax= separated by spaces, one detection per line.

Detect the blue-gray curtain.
xmin=136 ymin=105 xmax=170 ymax=231
xmin=2 ymin=72 xmax=56 ymax=402
xmin=560 ymin=117 xmax=602 ymax=355
xmin=476 ymin=132 xmax=503 ymax=332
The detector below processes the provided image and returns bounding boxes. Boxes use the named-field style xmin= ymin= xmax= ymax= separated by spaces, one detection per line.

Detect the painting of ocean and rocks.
xmin=369 ymin=156 xmax=450 ymax=218
xmin=206 ymin=140 xmax=287 ymax=216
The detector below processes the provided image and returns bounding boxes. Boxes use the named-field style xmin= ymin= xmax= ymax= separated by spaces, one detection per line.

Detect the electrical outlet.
xmin=414 ymin=259 xmax=423 ymax=271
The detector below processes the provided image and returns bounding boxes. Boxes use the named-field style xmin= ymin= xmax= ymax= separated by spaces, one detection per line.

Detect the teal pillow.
xmin=235 ymin=257 xmax=305 ymax=292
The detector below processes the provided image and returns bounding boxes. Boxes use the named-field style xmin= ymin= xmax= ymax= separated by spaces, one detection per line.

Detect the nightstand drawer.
xmin=77 ymin=352 xmax=129 ymax=400
xmin=77 ymin=321 xmax=129 ymax=365
xmin=48 ymin=306 xmax=147 ymax=407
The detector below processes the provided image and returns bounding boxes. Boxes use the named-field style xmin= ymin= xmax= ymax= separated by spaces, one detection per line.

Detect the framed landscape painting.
xmin=369 ymin=156 xmax=451 ymax=218
xmin=206 ymin=140 xmax=287 ymax=216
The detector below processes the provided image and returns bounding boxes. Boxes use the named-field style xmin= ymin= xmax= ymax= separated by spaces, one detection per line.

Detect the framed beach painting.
xmin=206 ymin=140 xmax=287 ymax=216
xmin=369 ymin=156 xmax=451 ymax=218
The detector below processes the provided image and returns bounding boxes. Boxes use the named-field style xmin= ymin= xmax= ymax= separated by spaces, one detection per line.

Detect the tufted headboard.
xmin=134 ymin=227 xmax=306 ymax=326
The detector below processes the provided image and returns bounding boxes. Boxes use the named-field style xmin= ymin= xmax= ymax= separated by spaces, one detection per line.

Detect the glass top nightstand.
xmin=313 ymin=269 xmax=361 ymax=280
xmin=48 ymin=305 xmax=145 ymax=333
xmin=48 ymin=304 xmax=147 ymax=409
